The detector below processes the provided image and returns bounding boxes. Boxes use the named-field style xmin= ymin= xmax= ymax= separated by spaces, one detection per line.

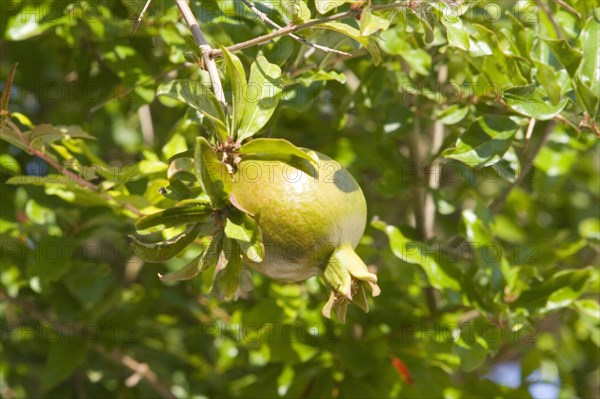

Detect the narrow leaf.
xmin=541 ymin=37 xmax=582 ymax=77
xmin=211 ymin=237 xmax=244 ymax=300
xmin=220 ymin=46 xmax=247 ymax=133
xmin=195 ymin=137 xmax=231 ymax=208
xmin=224 ymin=211 xmax=264 ymax=262
xmin=199 ymin=230 xmax=224 ymax=272
xmin=236 ymin=56 xmax=284 ymax=142
xmin=159 ymin=253 xmax=204 ymax=282
xmin=579 ymin=16 xmax=600 ymax=95
xmin=130 ymin=224 xmax=201 ymax=262
xmin=135 ymin=206 xmax=211 ymax=231
xmin=238 ymin=138 xmax=318 ymax=177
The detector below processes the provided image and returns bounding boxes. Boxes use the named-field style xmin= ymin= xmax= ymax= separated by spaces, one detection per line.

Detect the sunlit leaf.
xmin=157 ymin=80 xmax=228 ymax=140
xmin=443 ymin=116 xmax=519 ymax=167
xmin=130 ymin=224 xmax=201 ymax=262
xmin=236 ymin=56 xmax=283 ymax=142
xmin=195 ymin=136 xmax=231 ymax=208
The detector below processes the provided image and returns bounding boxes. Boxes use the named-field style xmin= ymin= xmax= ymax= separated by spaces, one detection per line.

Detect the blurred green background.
xmin=1 ymin=1 xmax=599 ymax=398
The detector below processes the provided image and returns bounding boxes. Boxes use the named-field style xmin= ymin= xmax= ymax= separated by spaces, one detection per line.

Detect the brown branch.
xmin=5 ymin=119 xmax=143 ymax=216
xmin=556 ymin=0 xmax=581 ymax=19
xmin=174 ymin=0 xmax=226 ymax=107
xmin=240 ymin=0 xmax=351 ymax=56
xmin=95 ymin=347 xmax=176 ymax=399
xmin=210 ymin=1 xmax=407 ymax=57
xmin=130 ymin=0 xmax=153 ymax=38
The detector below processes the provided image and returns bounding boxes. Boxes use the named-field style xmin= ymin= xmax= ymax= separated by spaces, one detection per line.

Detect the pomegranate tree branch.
xmin=240 ymin=0 xmax=351 ymax=56
xmin=211 ymin=1 xmax=407 ymax=57
xmin=4 ymin=119 xmax=142 ymax=216
xmin=174 ymin=0 xmax=226 ymax=106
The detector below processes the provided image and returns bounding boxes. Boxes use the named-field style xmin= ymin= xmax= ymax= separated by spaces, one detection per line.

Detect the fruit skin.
xmin=229 ymin=151 xmax=367 ymax=282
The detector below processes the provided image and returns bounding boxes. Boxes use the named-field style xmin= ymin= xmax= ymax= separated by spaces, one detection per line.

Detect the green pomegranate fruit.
xmin=230 ymin=150 xmax=380 ymax=322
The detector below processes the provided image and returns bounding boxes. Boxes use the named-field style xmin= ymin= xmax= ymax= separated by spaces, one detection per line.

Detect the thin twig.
xmin=240 ymin=0 xmax=351 ymax=56
xmin=174 ymin=0 xmax=227 ymax=107
xmin=535 ymin=0 xmax=563 ymax=39
xmin=5 ymin=119 xmax=143 ymax=216
xmin=522 ymin=117 xmax=536 ymax=152
xmin=556 ymin=0 xmax=581 ymax=19
xmin=95 ymin=348 xmax=176 ymax=399
xmin=211 ymin=1 xmax=407 ymax=57
xmin=130 ymin=0 xmax=152 ymax=38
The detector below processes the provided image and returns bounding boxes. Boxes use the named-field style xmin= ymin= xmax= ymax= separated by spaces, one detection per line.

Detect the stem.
xmin=174 ymin=0 xmax=226 ymax=107
xmin=240 ymin=0 xmax=351 ymax=56
xmin=211 ymin=1 xmax=408 ymax=57
xmin=5 ymin=120 xmax=142 ymax=216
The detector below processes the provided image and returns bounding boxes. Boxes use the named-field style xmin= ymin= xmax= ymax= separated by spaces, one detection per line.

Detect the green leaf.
xmin=442 ymin=116 xmax=519 ymax=167
xmin=162 ymin=133 xmax=187 ymax=160
xmin=211 ymin=237 xmax=244 ymax=300
xmin=0 ymin=125 xmax=30 ymax=152
xmin=29 ymin=123 xmax=94 ymax=149
xmin=462 ymin=210 xmax=506 ymax=295
xmin=503 ymin=84 xmax=569 ymax=120
xmin=221 ymin=46 xmax=247 ymax=133
xmin=5 ymin=12 xmax=69 ymax=41
xmin=512 ymin=268 xmax=593 ymax=313
xmin=579 ymin=16 xmax=600 ymax=96
xmin=157 ymin=80 xmax=228 ymax=140
xmin=238 ymin=138 xmax=318 ymax=176
xmin=315 ymin=0 xmax=348 ymax=14
xmin=224 ymin=211 xmax=264 ymax=262
xmin=575 ymin=299 xmax=600 ymax=321
xmin=317 ymin=22 xmax=381 ymax=65
xmin=236 ymin=56 xmax=284 ymax=142
xmin=195 ymin=137 xmax=231 ymax=208
xmin=377 ymin=29 xmax=431 ymax=75
xmin=279 ymin=0 xmax=311 ymax=23
xmin=160 ymin=230 xmax=224 ymax=282
xmin=432 ymin=3 xmax=470 ymax=50
xmin=167 ymin=157 xmax=196 ymax=181
xmin=541 ymin=37 xmax=582 ymax=77
xmin=298 ymin=70 xmax=347 ymax=86
xmin=42 ymin=337 xmax=87 ymax=391
xmin=436 ymin=105 xmax=469 ymax=125
xmin=159 ymin=252 xmax=204 ymax=282
xmin=135 ymin=205 xmax=211 ymax=231
xmin=579 ymin=218 xmax=600 ymax=242
xmin=372 ymin=220 xmax=460 ymax=291
xmin=360 ymin=8 xmax=390 ymax=36
xmin=130 ymin=224 xmax=201 ymax=262
xmin=534 ymin=61 xmax=562 ymax=105
xmin=573 ymin=75 xmax=599 ymax=117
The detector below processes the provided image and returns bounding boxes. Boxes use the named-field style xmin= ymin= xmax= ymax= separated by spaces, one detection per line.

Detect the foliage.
xmin=1 ymin=1 xmax=599 ymax=398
